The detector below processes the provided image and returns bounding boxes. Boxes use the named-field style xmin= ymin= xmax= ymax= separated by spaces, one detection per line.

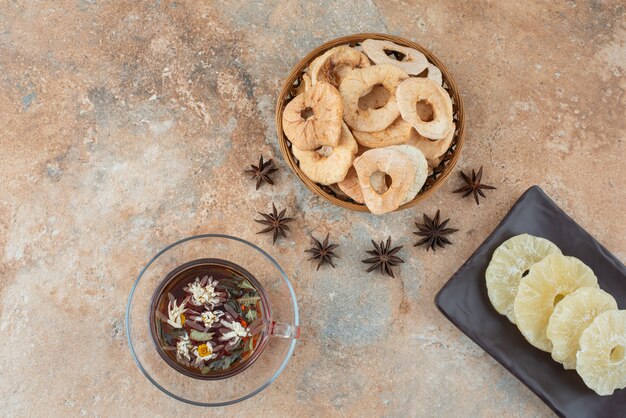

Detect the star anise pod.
xmin=254 ymin=203 xmax=293 ymax=244
xmin=245 ymin=155 xmax=278 ymax=190
xmin=304 ymin=234 xmax=339 ymax=270
xmin=414 ymin=210 xmax=459 ymax=251
xmin=453 ymin=166 xmax=496 ymax=205
xmin=362 ymin=237 xmax=404 ymax=278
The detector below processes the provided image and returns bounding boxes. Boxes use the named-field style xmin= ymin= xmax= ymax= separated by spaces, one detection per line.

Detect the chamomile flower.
xmin=219 ymin=319 xmax=250 ymax=346
xmin=186 ymin=276 xmax=221 ymax=308
xmin=175 ymin=333 xmax=192 ymax=362
xmin=166 ymin=296 xmax=189 ymax=329
xmin=192 ymin=342 xmax=217 ymax=366
xmin=194 ymin=309 xmax=224 ymax=328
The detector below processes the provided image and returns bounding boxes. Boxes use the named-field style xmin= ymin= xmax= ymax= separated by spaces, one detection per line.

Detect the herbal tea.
xmin=150 ymin=259 xmax=269 ymax=379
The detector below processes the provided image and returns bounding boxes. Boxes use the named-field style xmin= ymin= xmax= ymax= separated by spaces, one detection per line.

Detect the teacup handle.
xmin=269 ymin=320 xmax=300 ymax=339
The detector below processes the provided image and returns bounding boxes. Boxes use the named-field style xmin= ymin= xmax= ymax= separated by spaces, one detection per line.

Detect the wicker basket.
xmin=275 ymin=33 xmax=465 ymax=213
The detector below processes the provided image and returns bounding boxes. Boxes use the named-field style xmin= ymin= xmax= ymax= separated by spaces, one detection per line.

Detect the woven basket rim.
xmin=275 ymin=33 xmax=465 ymax=213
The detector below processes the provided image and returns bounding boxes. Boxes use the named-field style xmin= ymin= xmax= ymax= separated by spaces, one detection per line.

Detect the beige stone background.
xmin=0 ymin=1 xmax=624 ymax=417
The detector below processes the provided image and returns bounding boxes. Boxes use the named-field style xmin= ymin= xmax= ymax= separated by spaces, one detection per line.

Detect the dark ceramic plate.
xmin=435 ymin=186 xmax=626 ymax=418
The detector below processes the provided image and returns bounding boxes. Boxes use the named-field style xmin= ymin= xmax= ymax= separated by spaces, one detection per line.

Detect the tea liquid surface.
xmin=151 ymin=258 xmax=269 ymax=379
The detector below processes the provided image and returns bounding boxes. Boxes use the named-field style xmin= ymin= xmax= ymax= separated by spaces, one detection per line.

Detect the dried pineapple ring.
xmin=353 ymin=147 xmax=417 ymax=215
xmin=547 ymin=287 xmax=617 ymax=369
xmin=576 ymin=310 xmax=626 ymax=396
xmin=396 ymin=77 xmax=453 ymax=140
xmin=352 ymin=117 xmax=414 ymax=148
xmin=362 ymin=39 xmax=428 ymax=75
xmin=309 ymin=45 xmax=370 ymax=88
xmin=486 ymin=234 xmax=561 ymax=324
xmin=282 ymin=81 xmax=343 ymax=151
xmin=514 ymin=254 xmax=598 ymax=352
xmin=406 ymin=122 xmax=455 ymax=167
xmin=292 ymin=122 xmax=357 ymax=185
xmin=387 ymin=145 xmax=428 ymax=204
xmin=340 ymin=64 xmax=409 ymax=132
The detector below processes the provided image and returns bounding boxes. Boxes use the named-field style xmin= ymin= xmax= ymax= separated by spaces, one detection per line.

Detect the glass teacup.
xmin=126 ymin=234 xmax=300 ymax=406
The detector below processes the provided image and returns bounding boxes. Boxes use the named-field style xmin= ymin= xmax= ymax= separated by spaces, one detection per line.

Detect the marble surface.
xmin=1 ymin=1 xmax=625 ymax=417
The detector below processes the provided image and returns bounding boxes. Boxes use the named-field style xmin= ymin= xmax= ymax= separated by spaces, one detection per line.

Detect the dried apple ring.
xmin=309 ymin=45 xmax=370 ymax=88
xmin=292 ymin=123 xmax=357 ymax=185
xmin=396 ymin=78 xmax=453 ymax=140
xmin=327 ymin=183 xmax=351 ymax=201
xmin=357 ymin=83 xmax=390 ymax=110
xmin=406 ymin=122 xmax=455 ymax=166
xmin=340 ymin=64 xmax=409 ymax=132
xmin=389 ymin=145 xmax=428 ymax=204
xmin=282 ymin=81 xmax=343 ymax=151
xmin=352 ymin=117 xmax=414 ymax=148
xmin=362 ymin=39 xmax=428 ymax=75
xmin=352 ymin=147 xmax=417 ymax=215
xmin=336 ymin=146 xmax=369 ymax=203
xmin=336 ymin=166 xmax=365 ymax=204
xmin=362 ymin=145 xmax=428 ymax=205
xmin=295 ymin=73 xmax=311 ymax=96
xmin=421 ymin=63 xmax=442 ymax=86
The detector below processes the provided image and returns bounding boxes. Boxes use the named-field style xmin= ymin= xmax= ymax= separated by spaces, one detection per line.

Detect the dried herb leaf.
xmin=156 ymin=310 xmax=170 ymax=323
xmin=226 ymin=300 xmax=243 ymax=317
xmin=238 ymin=279 xmax=256 ymax=291
xmin=245 ymin=308 xmax=257 ymax=323
xmin=237 ymin=295 xmax=261 ymax=305
xmin=244 ymin=338 xmax=254 ymax=353
xmin=230 ymin=347 xmax=244 ymax=356
xmin=189 ymin=330 xmax=214 ymax=341
xmin=208 ymin=357 xmax=232 ymax=371
xmin=186 ymin=320 xmax=206 ymax=331
xmin=229 ymin=339 xmax=244 ymax=352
